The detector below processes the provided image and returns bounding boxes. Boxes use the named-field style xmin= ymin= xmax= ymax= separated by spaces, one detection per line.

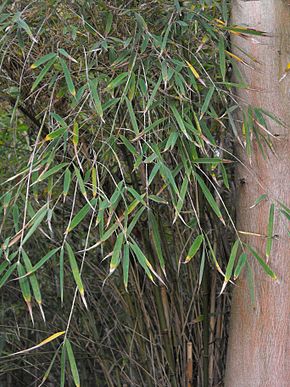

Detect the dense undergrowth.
xmin=0 ymin=1 xmax=282 ymax=386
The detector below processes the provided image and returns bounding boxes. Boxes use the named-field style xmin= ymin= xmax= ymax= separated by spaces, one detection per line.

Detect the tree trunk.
xmin=225 ymin=1 xmax=290 ymax=386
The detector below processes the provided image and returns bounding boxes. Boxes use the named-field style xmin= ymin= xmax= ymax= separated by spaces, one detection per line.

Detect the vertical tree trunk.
xmin=225 ymin=1 xmax=290 ymax=386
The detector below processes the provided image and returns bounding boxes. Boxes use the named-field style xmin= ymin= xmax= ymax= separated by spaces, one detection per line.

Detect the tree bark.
xmin=225 ymin=1 xmax=290 ymax=386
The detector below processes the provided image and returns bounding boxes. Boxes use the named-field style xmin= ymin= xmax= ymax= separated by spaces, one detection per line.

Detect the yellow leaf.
xmin=185 ymin=60 xmax=200 ymax=79
xmin=4 ymin=331 xmax=65 ymax=357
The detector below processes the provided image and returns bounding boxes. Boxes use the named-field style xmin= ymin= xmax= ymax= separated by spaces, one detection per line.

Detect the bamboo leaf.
xmin=122 ymin=244 xmax=130 ymax=291
xmin=65 ymin=339 xmax=80 ymax=387
xmin=31 ymin=53 xmax=57 ymax=69
xmin=247 ymin=245 xmax=277 ymax=280
xmin=195 ymin=173 xmax=224 ymax=223
xmin=31 ymin=57 xmax=56 ymax=92
xmin=266 ymin=203 xmax=275 ymax=259
xmin=66 ymin=199 xmax=97 ymax=233
xmin=65 ymin=243 xmax=86 ymax=306
xmin=89 ymin=79 xmax=103 ymax=118
xmin=105 ymin=72 xmax=128 ymax=91
xmin=234 ymin=252 xmax=247 ymax=280
xmin=220 ymin=240 xmax=239 ymax=293
xmin=38 ymin=163 xmax=68 ymax=182
xmin=60 ymin=57 xmax=76 ymax=97
xmin=218 ymin=37 xmax=226 ymax=81
xmin=109 ymin=233 xmax=124 ymax=274
xmin=148 ymin=210 xmax=165 ymax=274
xmin=185 ymin=234 xmax=204 ymax=263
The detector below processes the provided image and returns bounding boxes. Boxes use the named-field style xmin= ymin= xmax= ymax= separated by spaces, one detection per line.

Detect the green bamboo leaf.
xmin=17 ymin=17 xmax=37 ymax=42
xmin=17 ymin=262 xmax=31 ymax=304
xmin=67 ymin=199 xmax=97 ymax=233
xmin=65 ymin=339 xmax=80 ymax=387
xmin=58 ymin=48 xmax=78 ymax=63
xmin=174 ymin=176 xmax=188 ymax=222
xmin=22 ymin=206 xmax=48 ymax=245
xmin=105 ymin=72 xmax=128 ymax=91
xmin=60 ymin=343 xmax=66 ymax=387
xmin=122 ymin=244 xmax=130 ymax=291
xmin=45 ymin=127 xmax=66 ymax=141
xmin=109 ymin=233 xmax=124 ymax=274
xmin=38 ymin=163 xmax=68 ymax=182
xmin=72 ymin=121 xmax=79 ymax=146
xmin=201 ymin=86 xmax=215 ymax=118
xmin=31 ymin=53 xmax=57 ymax=69
xmin=129 ymin=241 xmax=154 ymax=282
xmin=195 ymin=173 xmax=224 ymax=223
xmin=185 ymin=234 xmax=204 ymax=263
xmin=234 ymin=252 xmax=247 ymax=280
xmin=0 ymin=262 xmax=17 ymax=289
xmin=31 ymin=57 xmax=56 ymax=92
xmin=40 ymin=349 xmax=59 ymax=385
xmin=220 ymin=240 xmax=239 ymax=293
xmin=63 ymin=168 xmax=72 ymax=199
xmin=74 ymin=166 xmax=87 ymax=197
xmin=22 ymin=250 xmax=44 ymax=320
xmin=89 ymin=79 xmax=103 ymax=118
xmin=59 ymin=58 xmax=76 ymax=97
xmin=125 ymin=96 xmax=139 ymax=135
xmin=30 ymin=248 xmax=60 ymax=274
xmin=266 ymin=203 xmax=275 ymax=259
xmin=170 ymin=105 xmax=189 ymax=139
xmin=59 ymin=248 xmax=64 ymax=304
xmin=218 ymin=37 xmax=226 ymax=81
xmin=250 ymin=193 xmax=268 ymax=209
xmin=65 ymin=243 xmax=86 ymax=306
xmin=145 ymin=75 xmax=162 ymax=112
xmin=247 ymin=245 xmax=277 ymax=280
xmin=127 ymin=207 xmax=145 ymax=234
xmin=148 ymin=210 xmax=165 ymax=274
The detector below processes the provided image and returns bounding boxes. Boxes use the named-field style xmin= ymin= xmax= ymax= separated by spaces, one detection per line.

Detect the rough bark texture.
xmin=225 ymin=1 xmax=290 ymax=386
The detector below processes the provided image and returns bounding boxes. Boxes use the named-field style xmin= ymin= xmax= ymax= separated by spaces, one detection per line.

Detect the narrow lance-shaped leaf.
xmin=65 ymin=243 xmax=87 ymax=308
xmin=30 ymin=247 xmax=60 ymax=274
xmin=195 ymin=173 xmax=224 ymax=224
xmin=72 ymin=121 xmax=79 ymax=146
xmin=148 ymin=210 xmax=165 ymax=275
xmin=31 ymin=57 xmax=57 ymax=92
xmin=105 ymin=72 xmax=128 ymax=91
xmin=247 ymin=245 xmax=277 ymax=280
xmin=185 ymin=234 xmax=204 ymax=263
xmin=220 ymin=240 xmax=239 ymax=294
xmin=66 ymin=198 xmax=97 ymax=233
xmin=17 ymin=262 xmax=33 ymax=324
xmin=22 ymin=250 xmax=45 ymax=322
xmin=63 ymin=168 xmax=72 ymax=201
xmin=38 ymin=163 xmax=68 ymax=182
xmin=60 ymin=342 xmax=66 ymax=387
xmin=125 ymin=96 xmax=139 ymax=135
xmin=109 ymin=233 xmax=124 ymax=274
xmin=59 ymin=57 xmax=76 ymax=97
xmin=122 ymin=244 xmax=130 ymax=291
xmin=234 ymin=252 xmax=247 ymax=280
xmin=45 ymin=127 xmax=66 ymax=142
xmin=129 ymin=241 xmax=154 ymax=282
xmin=266 ymin=203 xmax=275 ymax=259
xmin=89 ymin=79 xmax=103 ymax=118
xmin=22 ymin=206 xmax=48 ymax=245
xmin=218 ymin=37 xmax=226 ymax=81
xmin=200 ymin=86 xmax=215 ymax=118
xmin=59 ymin=248 xmax=64 ymax=304
xmin=65 ymin=339 xmax=80 ymax=387
xmin=31 ymin=53 xmax=57 ymax=69
xmin=0 ymin=262 xmax=17 ymax=289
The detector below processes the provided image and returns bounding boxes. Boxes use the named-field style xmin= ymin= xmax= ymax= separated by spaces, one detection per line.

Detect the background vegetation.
xmin=0 ymin=1 xmax=283 ymax=386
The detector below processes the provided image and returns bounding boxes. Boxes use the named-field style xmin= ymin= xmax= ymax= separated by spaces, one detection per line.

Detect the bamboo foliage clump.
xmin=0 ymin=1 xmax=286 ymax=386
